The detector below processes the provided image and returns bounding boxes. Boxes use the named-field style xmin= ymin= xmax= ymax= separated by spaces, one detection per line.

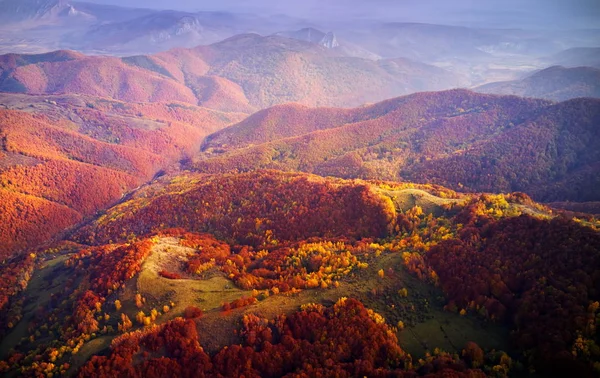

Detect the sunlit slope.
xmin=72 ymin=170 xmax=402 ymax=246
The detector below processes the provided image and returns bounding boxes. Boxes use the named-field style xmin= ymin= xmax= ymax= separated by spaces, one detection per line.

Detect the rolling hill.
xmin=475 ymin=65 xmax=600 ymax=101
xmin=191 ymin=33 xmax=467 ymax=108
xmin=1 ymin=169 xmax=598 ymax=376
xmin=195 ymin=89 xmax=600 ymax=202
xmin=544 ymin=47 xmax=600 ymax=69
xmin=0 ymin=50 xmax=200 ymax=104
xmin=0 ymin=35 xmax=469 ymax=110
xmin=0 ymin=93 xmax=245 ymax=261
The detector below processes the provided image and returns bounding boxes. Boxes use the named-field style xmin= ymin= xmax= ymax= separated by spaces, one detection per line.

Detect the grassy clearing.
xmin=516 ymin=204 xmax=553 ymax=219
xmin=377 ymin=187 xmax=465 ymax=216
xmin=355 ymin=253 xmax=509 ymax=357
xmin=1 ymin=234 xmax=510 ymax=370
xmin=72 ymin=336 xmax=112 ymax=367
xmin=136 ymin=238 xmax=252 ymax=320
xmin=400 ymin=311 xmax=508 ymax=358
xmin=194 ymin=251 xmax=509 ymax=357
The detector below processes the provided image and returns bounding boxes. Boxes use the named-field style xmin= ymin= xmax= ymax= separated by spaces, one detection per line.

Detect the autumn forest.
xmin=1 ymin=1 xmax=600 ymax=377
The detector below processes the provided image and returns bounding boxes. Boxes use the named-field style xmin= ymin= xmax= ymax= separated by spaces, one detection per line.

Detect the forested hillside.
xmin=1 ymin=2 xmax=599 ymax=377
xmin=195 ymin=90 xmax=600 ymax=202
xmin=0 ymin=93 xmax=244 ymax=260
xmin=475 ymin=66 xmax=600 ymax=101
xmin=1 ymin=170 xmax=597 ymax=377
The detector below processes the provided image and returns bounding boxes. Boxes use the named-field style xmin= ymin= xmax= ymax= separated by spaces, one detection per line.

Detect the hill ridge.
xmin=194 ymin=89 xmax=599 ymax=203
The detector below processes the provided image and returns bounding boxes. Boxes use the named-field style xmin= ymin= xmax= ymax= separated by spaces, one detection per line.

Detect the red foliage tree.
xmin=79 ymin=298 xmax=487 ymax=377
xmin=426 ymin=213 xmax=600 ymax=372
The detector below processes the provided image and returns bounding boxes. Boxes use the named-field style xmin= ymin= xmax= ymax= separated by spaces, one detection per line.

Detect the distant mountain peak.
xmin=174 ymin=15 xmax=202 ymax=35
xmin=60 ymin=4 xmax=92 ymax=19
xmin=319 ymin=31 xmax=339 ymax=49
xmin=147 ymin=14 xmax=203 ymax=42
xmin=0 ymin=0 xmax=94 ymax=23
xmin=276 ymin=28 xmax=339 ymax=49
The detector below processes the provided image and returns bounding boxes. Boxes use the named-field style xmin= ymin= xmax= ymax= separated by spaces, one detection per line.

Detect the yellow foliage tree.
xmin=118 ymin=313 xmax=132 ymax=332
xmin=135 ymin=293 xmax=145 ymax=308
xmin=136 ymin=311 xmax=146 ymax=325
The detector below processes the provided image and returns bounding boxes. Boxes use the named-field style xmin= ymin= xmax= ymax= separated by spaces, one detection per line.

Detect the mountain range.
xmin=544 ymin=47 xmax=600 ymax=68
xmin=0 ymin=0 xmax=90 ymax=24
xmin=0 ymin=32 xmax=597 ymax=243
xmin=2 ymin=86 xmax=598 ymax=263
xmin=0 ymin=36 xmax=469 ymax=109
xmin=276 ymin=27 xmax=381 ymax=60
xmin=1 ymin=0 xmax=599 ymax=85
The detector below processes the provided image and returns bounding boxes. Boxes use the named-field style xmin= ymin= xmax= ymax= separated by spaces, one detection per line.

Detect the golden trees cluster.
xmin=158 ymin=230 xmax=372 ymax=294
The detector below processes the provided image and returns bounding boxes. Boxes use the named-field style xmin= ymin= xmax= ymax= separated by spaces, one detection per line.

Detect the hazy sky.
xmin=83 ymin=0 xmax=600 ymax=28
